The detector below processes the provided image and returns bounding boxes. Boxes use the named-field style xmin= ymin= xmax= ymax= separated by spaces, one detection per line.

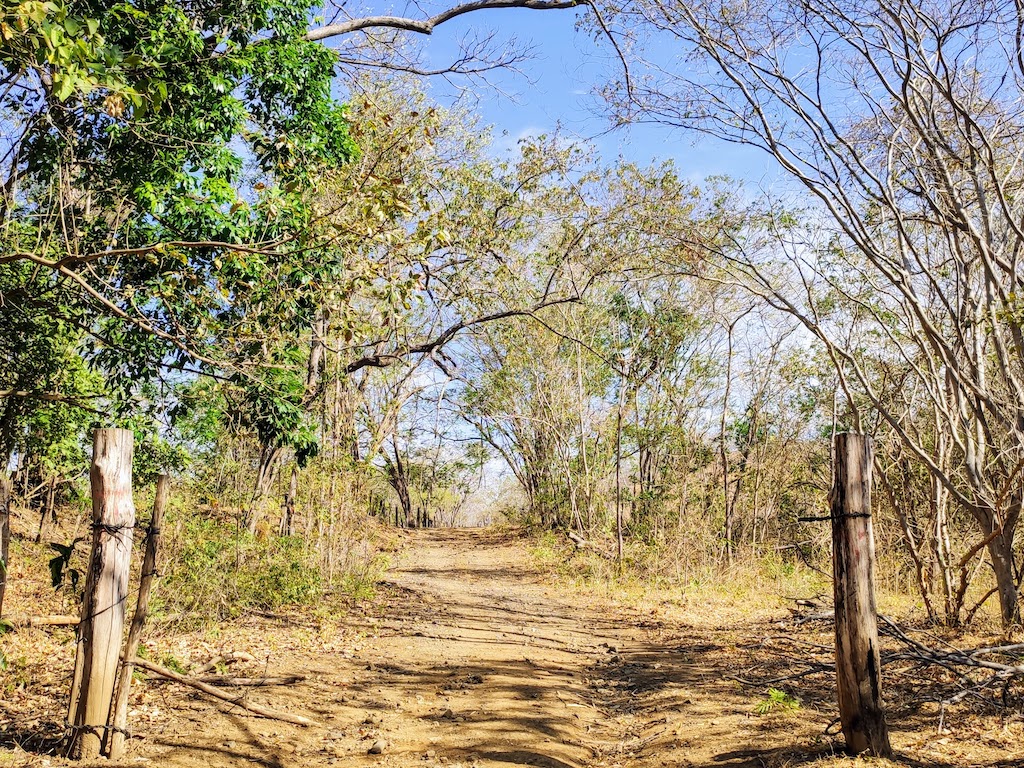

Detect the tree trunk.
xmin=106 ymin=474 xmax=169 ymax=759
xmin=280 ymin=465 xmax=299 ymax=536
xmin=247 ymin=445 xmax=282 ymax=534
xmin=831 ymin=433 xmax=891 ymax=757
xmin=0 ymin=473 xmax=10 ymax=619
xmin=615 ymin=377 xmax=625 ymax=568
xmin=384 ymin=445 xmax=415 ymax=528
xmin=69 ymin=429 xmax=136 ymax=760
xmin=986 ymin=528 xmax=1019 ymax=627
xmin=720 ymin=320 xmax=737 ymax=565
xmin=36 ymin=474 xmax=57 ymax=543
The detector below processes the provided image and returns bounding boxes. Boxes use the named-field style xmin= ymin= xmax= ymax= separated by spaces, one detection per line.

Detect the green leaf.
xmin=54 ymin=75 xmax=75 ymax=101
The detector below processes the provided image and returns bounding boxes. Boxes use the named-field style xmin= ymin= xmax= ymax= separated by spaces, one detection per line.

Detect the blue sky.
xmin=367 ymin=6 xmax=777 ymax=185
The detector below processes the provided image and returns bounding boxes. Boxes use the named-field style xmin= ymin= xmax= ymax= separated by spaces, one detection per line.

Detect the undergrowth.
xmin=526 ymin=526 xmax=835 ymax=614
xmin=155 ymin=513 xmax=323 ymax=623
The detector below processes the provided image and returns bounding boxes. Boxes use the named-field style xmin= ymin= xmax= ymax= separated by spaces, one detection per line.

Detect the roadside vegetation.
xmin=3 ymin=0 xmax=1024 ymax=764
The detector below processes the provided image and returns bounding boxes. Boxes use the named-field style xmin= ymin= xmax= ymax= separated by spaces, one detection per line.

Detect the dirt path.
xmin=124 ymin=528 xmax=838 ymax=768
xmin=9 ymin=527 xmax=1004 ymax=768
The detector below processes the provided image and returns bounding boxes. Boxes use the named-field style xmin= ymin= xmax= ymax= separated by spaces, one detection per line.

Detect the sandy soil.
xmin=4 ymin=528 xmax=1024 ymax=768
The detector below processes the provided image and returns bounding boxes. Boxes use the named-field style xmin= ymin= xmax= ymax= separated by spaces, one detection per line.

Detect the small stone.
xmin=368 ymin=739 xmax=386 ymax=755
xmin=441 ymin=708 xmax=455 ymax=719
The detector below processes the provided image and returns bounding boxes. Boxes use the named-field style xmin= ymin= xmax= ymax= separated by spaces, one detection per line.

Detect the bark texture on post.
xmin=0 ymin=474 xmax=11 ymax=619
xmin=831 ymin=433 xmax=892 ymax=757
xmin=106 ymin=474 xmax=168 ymax=759
xmin=69 ymin=429 xmax=136 ymax=759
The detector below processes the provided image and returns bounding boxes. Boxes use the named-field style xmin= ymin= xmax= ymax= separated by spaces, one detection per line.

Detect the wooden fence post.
xmin=68 ymin=429 xmax=136 ymax=759
xmin=831 ymin=433 xmax=892 ymax=757
xmin=106 ymin=473 xmax=169 ymax=759
xmin=0 ymin=473 xmax=10 ymax=619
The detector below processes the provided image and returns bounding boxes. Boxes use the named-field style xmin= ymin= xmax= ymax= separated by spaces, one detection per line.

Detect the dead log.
xmin=566 ymin=531 xmax=615 ymax=560
xmin=106 ymin=474 xmax=169 ymax=759
xmin=130 ymin=658 xmax=317 ymax=726
xmin=194 ymin=650 xmax=256 ymax=675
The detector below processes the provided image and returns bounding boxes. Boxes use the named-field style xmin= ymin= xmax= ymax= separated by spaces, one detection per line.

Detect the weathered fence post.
xmin=0 ymin=473 xmax=10 ymax=619
xmin=831 ymin=433 xmax=892 ymax=757
xmin=106 ymin=473 xmax=169 ymax=759
xmin=68 ymin=429 xmax=136 ymax=759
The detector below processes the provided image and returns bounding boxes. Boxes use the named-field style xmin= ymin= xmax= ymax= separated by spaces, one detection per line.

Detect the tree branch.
xmin=344 ymin=295 xmax=581 ymax=374
xmin=306 ymin=0 xmax=583 ymax=42
xmin=0 ymin=390 xmax=107 ymax=414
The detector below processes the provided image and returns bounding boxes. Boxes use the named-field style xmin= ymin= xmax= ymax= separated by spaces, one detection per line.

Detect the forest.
xmin=2 ymin=1 xmax=1024 ymax=766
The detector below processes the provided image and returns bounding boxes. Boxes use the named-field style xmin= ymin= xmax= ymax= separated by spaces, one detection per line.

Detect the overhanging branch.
xmin=344 ymin=295 xmax=581 ymax=374
xmin=306 ymin=0 xmax=583 ymax=41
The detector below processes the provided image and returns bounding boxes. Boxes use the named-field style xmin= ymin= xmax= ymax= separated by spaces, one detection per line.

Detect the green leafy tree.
xmin=0 ymin=0 xmax=592 ymax=457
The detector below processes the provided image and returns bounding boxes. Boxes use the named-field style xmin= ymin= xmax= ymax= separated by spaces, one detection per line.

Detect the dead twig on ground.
xmin=4 ymin=615 xmax=80 ymax=627
xmin=193 ymin=650 xmax=256 ymax=675
xmin=130 ymin=658 xmax=317 ymax=726
xmin=194 ymin=674 xmax=306 ymax=687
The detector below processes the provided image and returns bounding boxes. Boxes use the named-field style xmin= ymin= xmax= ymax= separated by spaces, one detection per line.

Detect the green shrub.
xmin=337 ymin=553 xmax=390 ymax=602
xmin=155 ymin=513 xmax=322 ymax=622
xmin=754 ymin=687 xmax=800 ymax=715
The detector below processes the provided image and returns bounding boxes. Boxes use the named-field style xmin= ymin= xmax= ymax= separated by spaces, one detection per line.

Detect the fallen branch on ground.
xmin=130 ymin=658 xmax=317 ymax=726
xmin=878 ymin=616 xmax=1024 ymax=712
xmin=195 ymin=674 xmax=306 ymax=687
xmin=791 ymin=611 xmax=833 ymax=626
xmin=771 ymin=611 xmax=1024 ymax=713
xmin=566 ymin=531 xmax=615 ymax=560
xmin=194 ymin=650 xmax=256 ymax=674
xmin=4 ymin=614 xmax=80 ymax=627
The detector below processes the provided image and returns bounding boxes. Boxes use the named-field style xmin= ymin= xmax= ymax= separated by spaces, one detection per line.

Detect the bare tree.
xmin=602 ymin=0 xmax=1024 ymax=624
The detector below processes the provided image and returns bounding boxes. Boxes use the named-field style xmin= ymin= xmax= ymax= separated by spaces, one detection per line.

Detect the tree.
xmin=457 ymin=149 xmax=726 ymax=534
xmin=0 ymin=0 xmax=598 ymax=454
xmin=603 ymin=0 xmax=1024 ymax=626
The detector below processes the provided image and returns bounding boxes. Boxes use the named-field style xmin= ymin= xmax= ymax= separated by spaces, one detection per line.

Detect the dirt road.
xmin=28 ymin=527 xmax=1011 ymax=768
xmin=122 ymin=528 xmax=839 ymax=768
